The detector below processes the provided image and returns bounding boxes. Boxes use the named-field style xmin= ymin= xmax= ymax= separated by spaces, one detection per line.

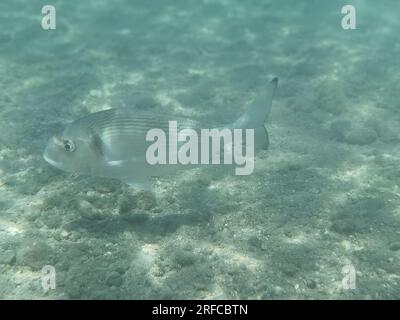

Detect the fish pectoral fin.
xmin=90 ymin=132 xmax=106 ymax=157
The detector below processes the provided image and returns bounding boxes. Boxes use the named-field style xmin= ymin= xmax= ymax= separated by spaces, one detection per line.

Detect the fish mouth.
xmin=43 ymin=152 xmax=63 ymax=170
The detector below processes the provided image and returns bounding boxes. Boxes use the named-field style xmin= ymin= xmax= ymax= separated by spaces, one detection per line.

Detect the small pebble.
xmin=345 ymin=127 xmax=378 ymax=145
xmin=389 ymin=242 xmax=400 ymax=251
xmin=305 ymin=279 xmax=317 ymax=289
xmin=78 ymin=199 xmax=103 ymax=219
xmin=61 ymin=230 xmax=69 ymax=239
xmin=106 ymin=272 xmax=123 ymax=287
xmin=0 ymin=250 xmax=15 ymax=265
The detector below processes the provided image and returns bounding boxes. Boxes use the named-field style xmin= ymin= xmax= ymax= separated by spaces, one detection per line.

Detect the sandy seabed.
xmin=0 ymin=0 xmax=399 ymax=299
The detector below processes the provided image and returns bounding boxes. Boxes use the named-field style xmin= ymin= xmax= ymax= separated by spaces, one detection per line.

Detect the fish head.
xmin=43 ymin=123 xmax=102 ymax=174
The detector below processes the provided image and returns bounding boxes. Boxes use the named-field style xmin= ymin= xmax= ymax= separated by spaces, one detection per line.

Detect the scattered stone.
xmin=66 ymin=282 xmax=83 ymax=299
xmin=271 ymin=244 xmax=317 ymax=277
xmin=43 ymin=215 xmax=62 ymax=228
xmin=389 ymin=242 xmax=400 ymax=251
xmin=119 ymin=209 xmax=149 ymax=223
xmin=0 ymin=250 xmax=15 ymax=265
xmin=262 ymin=286 xmax=284 ymax=299
xmin=172 ymin=248 xmax=196 ymax=268
xmin=106 ymin=272 xmax=123 ymax=287
xmin=60 ymin=230 xmax=69 ymax=239
xmin=330 ymin=120 xmax=378 ymax=145
xmin=330 ymin=119 xmax=351 ymax=142
xmin=365 ymin=119 xmax=398 ymax=142
xmin=16 ymin=241 xmax=54 ymax=270
xmin=247 ymin=236 xmax=262 ymax=249
xmin=95 ymin=186 xmax=112 ymax=194
xmin=89 ymin=89 xmax=102 ymax=98
xmin=330 ymin=219 xmax=356 ymax=235
xmin=114 ymin=263 xmax=130 ymax=275
xmin=118 ymin=191 xmax=156 ymax=213
xmin=118 ymin=194 xmax=137 ymax=214
xmin=78 ymin=199 xmax=104 ymax=220
xmin=305 ymin=278 xmax=317 ymax=289
xmin=344 ymin=127 xmax=378 ymax=145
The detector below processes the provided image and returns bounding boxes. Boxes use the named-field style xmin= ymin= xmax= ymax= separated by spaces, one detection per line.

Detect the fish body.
xmin=44 ymin=77 xmax=278 ymax=189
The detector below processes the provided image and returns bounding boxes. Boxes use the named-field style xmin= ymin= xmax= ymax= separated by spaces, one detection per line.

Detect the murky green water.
xmin=0 ymin=0 xmax=399 ymax=299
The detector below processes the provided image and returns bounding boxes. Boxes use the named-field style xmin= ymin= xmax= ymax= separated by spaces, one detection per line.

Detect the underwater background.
xmin=0 ymin=0 xmax=400 ymax=299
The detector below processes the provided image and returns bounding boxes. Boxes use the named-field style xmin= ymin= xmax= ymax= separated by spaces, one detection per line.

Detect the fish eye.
xmin=63 ymin=140 xmax=76 ymax=152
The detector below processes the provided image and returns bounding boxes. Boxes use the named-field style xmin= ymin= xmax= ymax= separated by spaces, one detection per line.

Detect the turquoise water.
xmin=0 ymin=0 xmax=400 ymax=299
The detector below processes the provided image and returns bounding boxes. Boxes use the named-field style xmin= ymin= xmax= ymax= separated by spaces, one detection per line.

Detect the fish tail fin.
xmin=233 ymin=77 xmax=278 ymax=149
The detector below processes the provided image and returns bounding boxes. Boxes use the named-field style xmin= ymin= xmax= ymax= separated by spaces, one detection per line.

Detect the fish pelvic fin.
xmin=233 ymin=77 xmax=278 ymax=150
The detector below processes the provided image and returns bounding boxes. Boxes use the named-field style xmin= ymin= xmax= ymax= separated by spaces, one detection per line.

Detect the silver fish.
xmin=43 ymin=77 xmax=278 ymax=189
